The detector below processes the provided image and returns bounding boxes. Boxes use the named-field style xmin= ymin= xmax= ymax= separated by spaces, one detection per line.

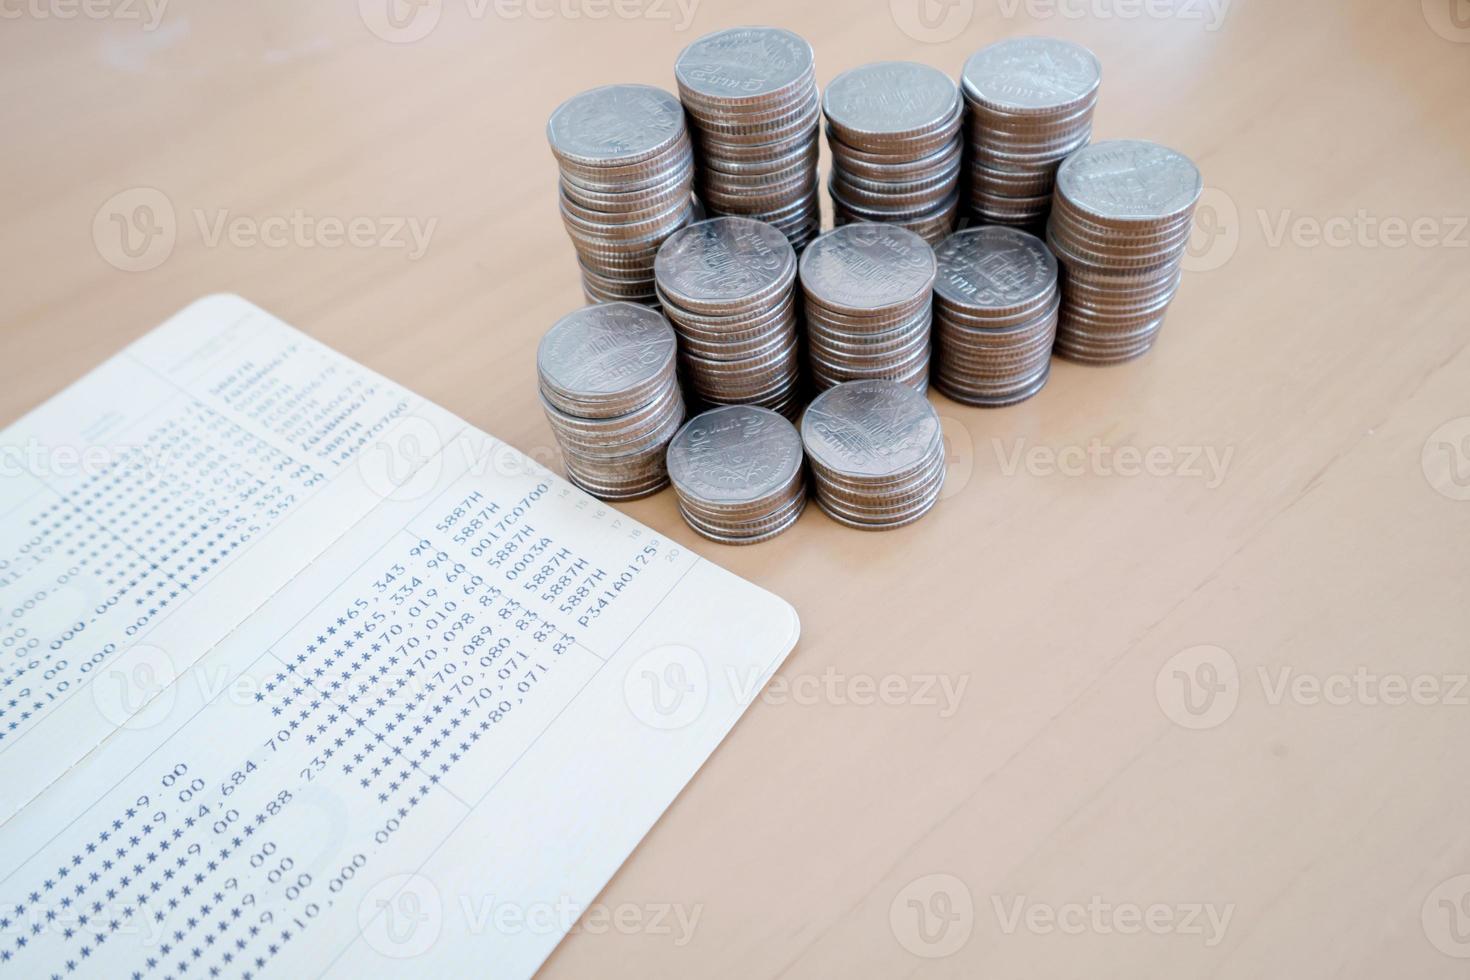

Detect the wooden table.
xmin=4 ymin=1 xmax=1469 ymax=975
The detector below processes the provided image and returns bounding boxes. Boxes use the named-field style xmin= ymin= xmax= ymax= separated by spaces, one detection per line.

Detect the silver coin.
xmin=667 ymin=404 xmax=804 ymax=506
xmin=1054 ymin=140 xmax=1203 ymax=224
xmin=960 ymin=37 xmax=1101 ymax=114
xmin=799 ymin=223 xmax=937 ymax=315
xmin=823 ymin=61 xmax=960 ymax=144
xmin=654 ymin=216 xmax=796 ymax=314
xmin=675 ymin=27 xmax=815 ymax=106
xmin=547 ymin=84 xmax=687 ymax=169
xmin=933 ymin=226 xmax=1058 ymax=313
xmin=801 ymin=379 xmax=941 ymax=480
xmin=537 ymin=302 xmax=677 ymax=412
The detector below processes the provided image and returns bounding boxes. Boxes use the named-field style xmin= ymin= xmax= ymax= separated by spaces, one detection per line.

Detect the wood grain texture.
xmin=3 ymin=1 xmax=1469 ymax=976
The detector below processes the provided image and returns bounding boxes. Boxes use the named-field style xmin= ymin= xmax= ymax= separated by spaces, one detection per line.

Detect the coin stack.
xmin=932 ymin=226 xmax=1060 ymax=406
xmin=666 ymin=405 xmax=807 ymax=545
xmin=674 ymin=27 xmax=822 ymax=251
xmin=801 ymin=379 xmax=945 ymax=531
xmin=1047 ymin=139 xmax=1202 ymax=363
xmin=654 ymin=216 xmax=803 ymax=418
xmin=547 ymin=84 xmax=697 ymax=307
xmin=537 ymin=302 xmax=685 ymax=500
xmin=960 ymin=37 xmax=1101 ymax=230
xmin=800 ymin=223 xmax=937 ymax=392
xmin=825 ymin=61 xmax=963 ymax=246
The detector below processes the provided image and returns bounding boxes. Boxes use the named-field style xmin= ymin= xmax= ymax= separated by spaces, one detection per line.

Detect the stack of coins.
xmin=654 ymin=216 xmax=803 ymax=417
xmin=801 ymin=379 xmax=945 ymax=531
xmin=537 ymin=302 xmax=685 ymax=499
xmin=547 ymin=84 xmax=697 ymax=307
xmin=960 ymin=37 xmax=1100 ymax=229
xmin=674 ymin=27 xmax=822 ymax=251
xmin=932 ymin=226 xmax=1060 ymax=406
xmin=825 ymin=62 xmax=963 ymax=246
xmin=666 ymin=405 xmax=807 ymax=544
xmin=1047 ymin=139 xmax=1202 ymax=363
xmin=800 ymin=223 xmax=937 ymax=392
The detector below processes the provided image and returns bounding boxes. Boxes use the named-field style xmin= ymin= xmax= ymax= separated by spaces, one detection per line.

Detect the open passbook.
xmin=0 ymin=295 xmax=798 ymax=977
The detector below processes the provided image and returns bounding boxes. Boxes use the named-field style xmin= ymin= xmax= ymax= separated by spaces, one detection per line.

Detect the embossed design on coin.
xmin=654 ymin=217 xmax=796 ymax=312
xmin=799 ymin=223 xmax=937 ymax=312
xmin=668 ymin=405 xmax=803 ymax=503
xmin=1056 ymin=140 xmax=1203 ymax=222
xmin=824 ymin=62 xmax=960 ymax=141
xmin=801 ymin=380 xmax=940 ymax=478
xmin=547 ymin=84 xmax=686 ymax=166
xmin=960 ymin=37 xmax=1101 ymax=112
xmin=674 ymin=27 xmax=815 ymax=104
xmin=934 ymin=227 xmax=1057 ymax=309
xmin=537 ymin=303 xmax=676 ymax=402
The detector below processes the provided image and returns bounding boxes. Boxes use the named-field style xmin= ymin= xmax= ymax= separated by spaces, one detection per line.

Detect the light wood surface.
xmin=4 ymin=1 xmax=1470 ymax=976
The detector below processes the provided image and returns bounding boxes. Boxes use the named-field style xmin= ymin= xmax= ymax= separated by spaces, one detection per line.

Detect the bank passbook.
xmin=0 ymin=295 xmax=799 ymax=977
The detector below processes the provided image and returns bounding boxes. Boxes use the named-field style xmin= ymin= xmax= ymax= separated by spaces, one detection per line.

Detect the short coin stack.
xmin=666 ymin=405 xmax=807 ymax=544
xmin=932 ymin=226 xmax=1060 ymax=406
xmin=674 ymin=27 xmax=822 ymax=251
xmin=1047 ymin=139 xmax=1202 ymax=363
xmin=547 ymin=84 xmax=697 ymax=307
xmin=537 ymin=302 xmax=685 ymax=499
xmin=960 ymin=37 xmax=1100 ymax=229
xmin=825 ymin=61 xmax=963 ymax=246
xmin=800 ymin=223 xmax=937 ymax=392
xmin=655 ymin=216 xmax=802 ymax=417
xmin=801 ymin=379 xmax=946 ymax=531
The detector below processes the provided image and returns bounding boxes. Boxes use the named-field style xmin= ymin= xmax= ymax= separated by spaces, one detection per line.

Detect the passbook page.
xmin=0 ymin=294 xmax=799 ymax=978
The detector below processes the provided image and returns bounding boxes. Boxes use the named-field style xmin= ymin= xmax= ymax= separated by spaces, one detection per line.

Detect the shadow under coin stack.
xmin=800 ymin=222 xmax=937 ymax=392
xmin=666 ymin=405 xmax=807 ymax=544
xmin=547 ymin=84 xmax=697 ymax=307
xmin=825 ymin=62 xmax=963 ymax=246
xmin=537 ymin=302 xmax=685 ymax=499
xmin=655 ymin=216 xmax=802 ymax=418
xmin=960 ymin=37 xmax=1100 ymax=230
xmin=674 ymin=27 xmax=821 ymax=251
xmin=1047 ymin=139 xmax=1203 ymax=363
xmin=801 ymin=379 xmax=945 ymax=531
xmin=932 ymin=226 xmax=1060 ymax=406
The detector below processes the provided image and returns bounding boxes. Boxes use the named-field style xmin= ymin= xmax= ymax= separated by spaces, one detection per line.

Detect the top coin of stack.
xmin=1046 ymin=139 xmax=1202 ymax=364
xmin=800 ymin=222 xmax=937 ymax=393
xmin=801 ymin=379 xmax=946 ymax=531
xmin=825 ymin=61 xmax=964 ymax=246
xmin=537 ymin=302 xmax=685 ymax=499
xmin=655 ymin=216 xmax=803 ymax=418
xmin=666 ymin=405 xmax=807 ymax=545
xmin=961 ymin=37 xmax=1100 ymax=230
xmin=547 ymin=84 xmax=697 ymax=307
xmin=674 ymin=27 xmax=822 ymax=251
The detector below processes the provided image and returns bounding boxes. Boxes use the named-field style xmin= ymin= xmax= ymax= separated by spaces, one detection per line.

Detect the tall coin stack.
xmin=547 ymin=84 xmax=697 ymax=307
xmin=800 ymin=223 xmax=937 ymax=392
xmin=801 ymin=379 xmax=946 ymax=531
xmin=932 ymin=226 xmax=1060 ymax=406
xmin=654 ymin=216 xmax=802 ymax=418
xmin=960 ymin=37 xmax=1100 ymax=230
xmin=825 ymin=62 xmax=963 ymax=246
xmin=537 ymin=302 xmax=685 ymax=500
xmin=1047 ymin=139 xmax=1202 ymax=363
xmin=666 ymin=405 xmax=807 ymax=545
xmin=674 ymin=27 xmax=822 ymax=251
